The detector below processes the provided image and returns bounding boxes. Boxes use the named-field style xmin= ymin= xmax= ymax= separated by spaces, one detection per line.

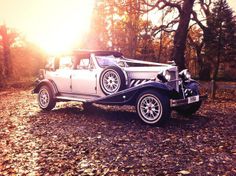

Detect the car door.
xmin=50 ymin=69 xmax=72 ymax=93
xmin=49 ymin=57 xmax=72 ymax=93
xmin=71 ymin=58 xmax=97 ymax=95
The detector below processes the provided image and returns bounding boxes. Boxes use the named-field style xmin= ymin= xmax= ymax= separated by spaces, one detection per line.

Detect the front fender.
xmin=184 ymin=80 xmax=200 ymax=92
xmin=186 ymin=79 xmax=200 ymax=85
xmin=92 ymin=82 xmax=175 ymax=105
xmin=32 ymin=79 xmax=58 ymax=97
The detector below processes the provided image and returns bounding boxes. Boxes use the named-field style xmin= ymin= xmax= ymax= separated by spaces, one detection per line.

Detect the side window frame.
xmin=58 ymin=56 xmax=73 ymax=70
xmin=73 ymin=57 xmax=92 ymax=70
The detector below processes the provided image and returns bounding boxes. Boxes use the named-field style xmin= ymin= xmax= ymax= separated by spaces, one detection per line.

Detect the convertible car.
xmin=33 ymin=50 xmax=207 ymax=125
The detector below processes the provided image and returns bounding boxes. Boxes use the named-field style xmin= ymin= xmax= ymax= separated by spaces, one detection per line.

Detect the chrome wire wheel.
xmin=38 ymin=88 xmax=50 ymax=108
xmin=102 ymin=69 xmax=121 ymax=94
xmin=137 ymin=92 xmax=166 ymax=125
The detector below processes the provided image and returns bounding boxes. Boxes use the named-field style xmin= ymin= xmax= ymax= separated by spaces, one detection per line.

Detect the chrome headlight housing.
xmin=163 ymin=70 xmax=171 ymax=82
xmin=179 ymin=69 xmax=191 ymax=80
xmin=157 ymin=70 xmax=171 ymax=83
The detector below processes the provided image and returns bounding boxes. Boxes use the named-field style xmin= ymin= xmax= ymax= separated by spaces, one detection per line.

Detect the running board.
xmin=56 ymin=96 xmax=89 ymax=102
xmin=56 ymin=92 xmax=101 ymax=102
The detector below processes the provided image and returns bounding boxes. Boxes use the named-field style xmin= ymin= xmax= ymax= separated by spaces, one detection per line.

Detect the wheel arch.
xmin=129 ymin=86 xmax=172 ymax=105
xmin=93 ymin=82 xmax=174 ymax=105
xmin=33 ymin=79 xmax=58 ymax=98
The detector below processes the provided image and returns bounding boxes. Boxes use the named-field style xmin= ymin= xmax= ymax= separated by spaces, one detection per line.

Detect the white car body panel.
xmin=43 ymin=52 xmax=179 ymax=99
xmin=124 ymin=66 xmax=171 ymax=79
xmin=71 ymin=69 xmax=97 ymax=95
xmin=46 ymin=69 xmax=71 ymax=93
xmin=123 ymin=66 xmax=178 ymax=91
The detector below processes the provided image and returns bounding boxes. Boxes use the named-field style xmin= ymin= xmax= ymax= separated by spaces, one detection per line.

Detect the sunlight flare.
xmin=0 ymin=0 xmax=95 ymax=55
xmin=32 ymin=1 xmax=94 ymax=54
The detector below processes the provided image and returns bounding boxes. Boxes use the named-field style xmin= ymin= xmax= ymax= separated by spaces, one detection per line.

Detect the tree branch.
xmin=152 ymin=18 xmax=179 ymax=36
xmin=142 ymin=0 xmax=182 ymax=14
xmin=192 ymin=11 xmax=207 ymax=31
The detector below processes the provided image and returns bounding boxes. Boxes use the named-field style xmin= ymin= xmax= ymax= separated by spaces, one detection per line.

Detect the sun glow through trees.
xmin=32 ymin=0 xmax=95 ymax=54
xmin=0 ymin=0 xmax=95 ymax=54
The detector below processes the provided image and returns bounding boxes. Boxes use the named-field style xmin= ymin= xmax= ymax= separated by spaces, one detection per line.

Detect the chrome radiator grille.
xmin=167 ymin=71 xmax=179 ymax=91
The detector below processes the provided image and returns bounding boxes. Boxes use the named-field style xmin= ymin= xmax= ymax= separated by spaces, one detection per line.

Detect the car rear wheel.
xmin=100 ymin=66 xmax=126 ymax=95
xmin=38 ymin=85 xmax=56 ymax=111
xmin=136 ymin=90 xmax=170 ymax=125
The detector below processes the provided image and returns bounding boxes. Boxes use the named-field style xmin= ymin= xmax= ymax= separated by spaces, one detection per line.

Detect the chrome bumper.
xmin=170 ymin=94 xmax=207 ymax=107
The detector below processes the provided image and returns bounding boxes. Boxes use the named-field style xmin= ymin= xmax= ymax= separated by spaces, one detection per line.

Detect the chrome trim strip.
xmin=170 ymin=94 xmax=207 ymax=107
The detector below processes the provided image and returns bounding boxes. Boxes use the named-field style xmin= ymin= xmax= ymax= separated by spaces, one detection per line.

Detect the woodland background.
xmin=0 ymin=0 xmax=236 ymax=87
xmin=0 ymin=1 xmax=236 ymax=175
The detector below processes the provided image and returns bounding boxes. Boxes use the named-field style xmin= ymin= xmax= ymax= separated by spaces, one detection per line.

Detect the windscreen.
xmin=96 ymin=55 xmax=121 ymax=67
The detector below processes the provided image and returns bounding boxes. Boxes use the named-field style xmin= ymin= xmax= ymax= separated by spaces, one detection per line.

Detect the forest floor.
xmin=0 ymin=87 xmax=235 ymax=175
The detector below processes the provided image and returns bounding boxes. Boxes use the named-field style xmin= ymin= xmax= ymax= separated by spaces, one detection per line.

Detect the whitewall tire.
xmin=100 ymin=66 xmax=126 ymax=95
xmin=136 ymin=90 xmax=170 ymax=125
xmin=38 ymin=85 xmax=56 ymax=111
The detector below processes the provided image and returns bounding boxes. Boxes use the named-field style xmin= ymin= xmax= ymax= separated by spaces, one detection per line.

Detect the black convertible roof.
xmin=73 ymin=50 xmax=123 ymax=58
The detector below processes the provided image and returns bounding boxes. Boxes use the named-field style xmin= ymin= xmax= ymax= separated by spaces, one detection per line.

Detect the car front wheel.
xmin=136 ymin=90 xmax=170 ymax=125
xmin=38 ymin=85 xmax=56 ymax=111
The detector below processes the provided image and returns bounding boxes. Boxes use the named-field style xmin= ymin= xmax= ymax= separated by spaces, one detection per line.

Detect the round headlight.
xmin=179 ymin=69 xmax=191 ymax=80
xmin=163 ymin=70 xmax=171 ymax=81
xmin=185 ymin=70 xmax=191 ymax=79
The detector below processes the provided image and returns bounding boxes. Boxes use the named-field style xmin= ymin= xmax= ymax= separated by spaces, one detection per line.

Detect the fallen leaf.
xmin=178 ymin=170 xmax=191 ymax=175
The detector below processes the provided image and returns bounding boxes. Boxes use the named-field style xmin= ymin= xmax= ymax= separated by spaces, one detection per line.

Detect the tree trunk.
xmin=211 ymin=0 xmax=224 ymax=99
xmin=128 ymin=0 xmax=140 ymax=58
xmin=0 ymin=25 xmax=12 ymax=78
xmin=158 ymin=12 xmax=164 ymax=62
xmin=158 ymin=31 xmax=163 ymax=62
xmin=196 ymin=42 xmax=205 ymax=78
xmin=172 ymin=0 xmax=195 ymax=71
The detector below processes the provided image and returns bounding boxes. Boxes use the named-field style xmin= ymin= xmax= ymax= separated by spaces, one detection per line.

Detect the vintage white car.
xmin=33 ymin=50 xmax=207 ymax=125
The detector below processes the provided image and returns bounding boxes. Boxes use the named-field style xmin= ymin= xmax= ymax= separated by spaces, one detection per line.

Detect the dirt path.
xmin=0 ymin=88 xmax=235 ymax=175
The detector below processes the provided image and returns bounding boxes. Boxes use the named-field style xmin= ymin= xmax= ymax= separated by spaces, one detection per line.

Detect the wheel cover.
xmin=39 ymin=88 xmax=50 ymax=108
xmin=102 ymin=70 xmax=121 ymax=94
xmin=139 ymin=95 xmax=163 ymax=122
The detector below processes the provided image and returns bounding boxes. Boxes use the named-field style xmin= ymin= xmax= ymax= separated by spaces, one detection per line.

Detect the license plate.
xmin=187 ymin=95 xmax=199 ymax=104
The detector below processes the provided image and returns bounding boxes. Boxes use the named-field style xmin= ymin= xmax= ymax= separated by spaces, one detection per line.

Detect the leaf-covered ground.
xmin=0 ymin=88 xmax=235 ymax=175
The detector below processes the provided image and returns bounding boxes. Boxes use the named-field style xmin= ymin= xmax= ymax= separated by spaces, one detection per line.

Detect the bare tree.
xmin=143 ymin=0 xmax=195 ymax=71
